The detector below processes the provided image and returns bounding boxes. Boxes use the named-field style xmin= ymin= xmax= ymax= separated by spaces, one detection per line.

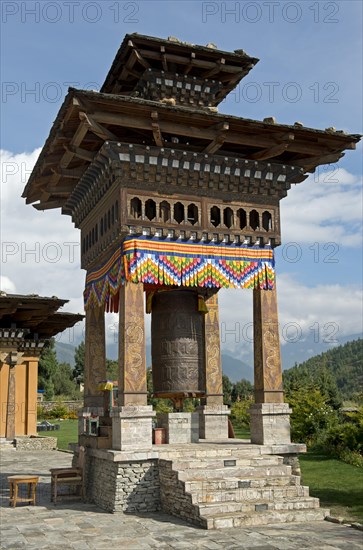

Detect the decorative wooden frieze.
xmin=65 ymin=141 xmax=301 ymax=227
xmin=132 ymin=68 xmax=224 ymax=107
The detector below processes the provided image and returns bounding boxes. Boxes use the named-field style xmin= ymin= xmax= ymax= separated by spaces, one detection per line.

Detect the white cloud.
xmin=0 ymin=148 xmax=84 ymax=314
xmin=0 ymin=275 xmax=16 ymax=293
xmin=218 ymin=274 xmax=363 ymax=359
xmin=281 ymin=168 xmax=362 ymax=246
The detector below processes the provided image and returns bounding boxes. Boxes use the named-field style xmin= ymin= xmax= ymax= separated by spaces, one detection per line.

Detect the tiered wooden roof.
xmin=0 ymin=293 xmax=83 ymax=339
xmin=100 ymin=33 xmax=259 ymax=100
xmin=22 ymin=34 xmax=361 ymax=211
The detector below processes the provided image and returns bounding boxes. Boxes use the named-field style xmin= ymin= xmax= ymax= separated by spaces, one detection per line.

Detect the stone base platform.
xmin=76 ymin=439 xmax=328 ymax=528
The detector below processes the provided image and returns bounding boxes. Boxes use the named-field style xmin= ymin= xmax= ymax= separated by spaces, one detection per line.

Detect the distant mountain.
xmin=221 ymin=354 xmax=253 ymax=382
xmin=281 ymin=332 xmax=363 ymax=371
xmin=56 ymin=334 xmax=362 ymax=390
xmin=55 ymin=341 xmax=76 ymax=367
xmin=283 ymin=338 xmax=363 ymax=399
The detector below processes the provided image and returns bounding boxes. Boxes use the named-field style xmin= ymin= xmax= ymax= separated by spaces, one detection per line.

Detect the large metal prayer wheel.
xmin=151 ymin=290 xmax=206 ymax=402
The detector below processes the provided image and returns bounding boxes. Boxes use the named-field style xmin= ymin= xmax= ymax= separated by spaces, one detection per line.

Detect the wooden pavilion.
xmin=21 ymin=34 xmax=360 ymax=526
xmin=0 ymin=293 xmax=83 ymax=439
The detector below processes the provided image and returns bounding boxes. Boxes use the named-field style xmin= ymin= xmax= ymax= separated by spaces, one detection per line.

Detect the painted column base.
xmin=111 ymin=405 xmax=155 ymax=450
xmin=157 ymin=412 xmax=199 ymax=444
xmin=197 ymin=405 xmax=230 ymax=440
xmin=249 ymin=403 xmax=292 ymax=445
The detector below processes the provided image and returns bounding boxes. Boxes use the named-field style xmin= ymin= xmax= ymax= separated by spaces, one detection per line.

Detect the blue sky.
xmin=1 ymin=0 xmax=362 ymax=364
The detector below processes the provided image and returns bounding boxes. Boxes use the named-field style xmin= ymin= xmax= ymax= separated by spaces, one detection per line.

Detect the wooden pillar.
xmin=204 ymin=292 xmax=223 ymax=405
xmin=84 ymin=306 xmax=106 ymax=409
xmin=112 ymin=282 xmax=154 ymax=451
xmin=253 ymin=286 xmax=284 ymax=404
xmin=198 ymin=291 xmax=230 ymax=439
xmin=26 ymin=359 xmax=38 ymax=435
xmin=250 ymin=284 xmax=291 ymax=445
xmin=118 ymin=282 xmax=147 ymax=406
xmin=6 ymin=364 xmax=16 ymax=440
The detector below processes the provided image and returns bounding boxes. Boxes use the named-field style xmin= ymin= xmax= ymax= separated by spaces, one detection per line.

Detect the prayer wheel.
xmin=151 ymin=290 xmax=206 ymax=404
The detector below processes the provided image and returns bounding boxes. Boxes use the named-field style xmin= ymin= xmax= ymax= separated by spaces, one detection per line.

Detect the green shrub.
xmin=230 ymin=398 xmax=253 ymax=429
xmin=47 ymin=402 xmax=70 ymax=419
xmin=154 ymin=400 xmax=173 ymax=414
xmin=37 ymin=404 xmax=46 ymax=420
xmin=338 ymin=449 xmax=363 ymax=468
xmin=287 ymin=387 xmax=339 ymax=446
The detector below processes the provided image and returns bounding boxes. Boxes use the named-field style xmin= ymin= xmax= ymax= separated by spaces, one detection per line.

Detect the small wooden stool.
xmin=8 ymin=475 xmax=39 ymax=508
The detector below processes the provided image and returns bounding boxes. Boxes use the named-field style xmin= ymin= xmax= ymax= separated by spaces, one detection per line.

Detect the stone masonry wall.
xmin=15 ymin=436 xmax=57 ymax=450
xmin=158 ymin=459 xmax=202 ymax=527
xmin=86 ymin=455 xmax=160 ymax=513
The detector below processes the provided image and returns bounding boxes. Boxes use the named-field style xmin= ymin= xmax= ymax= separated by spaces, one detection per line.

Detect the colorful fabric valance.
xmin=84 ymin=236 xmax=275 ymax=310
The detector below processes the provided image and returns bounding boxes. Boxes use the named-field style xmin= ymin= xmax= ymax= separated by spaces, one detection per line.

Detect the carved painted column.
xmin=117 ymin=282 xmax=147 ymax=406
xmin=111 ymin=282 xmax=155 ymax=450
xmin=25 ymin=357 xmax=39 ymax=435
xmin=84 ymin=305 xmax=106 ymax=409
xmin=6 ymin=362 xmax=16 ymax=440
xmin=198 ymin=291 xmax=230 ymax=440
xmin=249 ymin=285 xmax=291 ymax=445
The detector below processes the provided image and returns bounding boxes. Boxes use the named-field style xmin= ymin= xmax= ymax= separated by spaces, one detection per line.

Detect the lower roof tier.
xmin=23 ymin=89 xmax=360 ymax=211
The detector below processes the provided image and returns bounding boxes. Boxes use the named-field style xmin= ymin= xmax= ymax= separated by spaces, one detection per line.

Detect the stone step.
xmin=189 ymin=483 xmax=310 ymax=504
xmin=198 ymin=496 xmax=320 ymax=516
xmin=178 ymin=466 xmax=296 ymax=483
xmin=168 ymin=456 xmax=285 ymax=472
xmin=183 ymin=472 xmax=300 ymax=488
xmin=178 ymin=464 xmax=292 ymax=482
xmin=202 ymin=507 xmax=330 ymax=529
xmin=158 ymin=446 xmax=267 ymax=460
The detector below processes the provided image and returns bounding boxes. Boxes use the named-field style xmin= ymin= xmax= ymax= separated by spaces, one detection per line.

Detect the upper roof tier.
xmin=101 ymin=33 xmax=259 ymax=106
xmin=22 ymin=35 xmax=361 ymax=211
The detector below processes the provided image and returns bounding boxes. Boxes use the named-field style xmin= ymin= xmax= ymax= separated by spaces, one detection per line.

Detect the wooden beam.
xmin=33 ymin=200 xmax=65 ymax=210
xmin=184 ymin=52 xmax=196 ymax=75
xmin=90 ymin=110 xmax=331 ymax=156
xmin=203 ymin=58 xmax=225 ymax=79
xmin=249 ymin=143 xmax=290 ymax=161
xmin=132 ymin=47 xmax=151 ymax=70
xmin=160 ymin=46 xmax=168 ymax=71
xmin=51 ymin=167 xmax=85 ymax=179
xmin=47 ymin=183 xmax=77 ymax=194
xmin=151 ymin=111 xmax=164 ymax=147
xmin=292 ymin=152 xmax=345 ymax=168
xmin=79 ymin=112 xmax=118 ymax=140
xmin=64 ymin=144 xmax=96 ymax=162
xmin=203 ymin=122 xmax=229 ymax=154
xmin=137 ymin=48 xmax=242 ymax=74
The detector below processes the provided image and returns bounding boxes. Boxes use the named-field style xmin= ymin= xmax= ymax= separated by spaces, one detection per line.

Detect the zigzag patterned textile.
xmin=84 ymin=237 xmax=275 ymax=310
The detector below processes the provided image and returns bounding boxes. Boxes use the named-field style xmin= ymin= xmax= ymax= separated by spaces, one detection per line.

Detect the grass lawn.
xmin=43 ymin=419 xmax=78 ymax=451
xmin=299 ymin=452 xmax=363 ymax=522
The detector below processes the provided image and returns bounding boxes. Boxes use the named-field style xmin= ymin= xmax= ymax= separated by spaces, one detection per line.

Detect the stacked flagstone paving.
xmin=1 ymin=450 xmax=363 ymax=550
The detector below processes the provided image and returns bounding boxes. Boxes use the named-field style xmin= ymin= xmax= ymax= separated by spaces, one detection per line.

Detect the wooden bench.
xmin=8 ymin=475 xmax=39 ymax=507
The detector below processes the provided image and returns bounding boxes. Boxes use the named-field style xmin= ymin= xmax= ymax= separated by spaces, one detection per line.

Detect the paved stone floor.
xmin=1 ymin=450 xmax=362 ymax=550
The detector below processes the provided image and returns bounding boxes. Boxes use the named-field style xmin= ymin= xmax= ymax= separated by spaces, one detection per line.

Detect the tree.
xmin=74 ymin=341 xmax=85 ymax=383
xmin=53 ymin=362 xmax=81 ymax=398
xmin=38 ymin=339 xmax=58 ymax=399
xmin=106 ymin=359 xmax=118 ymax=380
xmin=231 ymin=379 xmax=253 ymax=402
xmin=38 ymin=338 xmax=80 ymax=400
xmin=222 ymin=374 xmax=232 ymax=405
xmin=287 ymin=386 xmax=338 ymax=445
xmin=230 ymin=398 xmax=253 ymax=429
